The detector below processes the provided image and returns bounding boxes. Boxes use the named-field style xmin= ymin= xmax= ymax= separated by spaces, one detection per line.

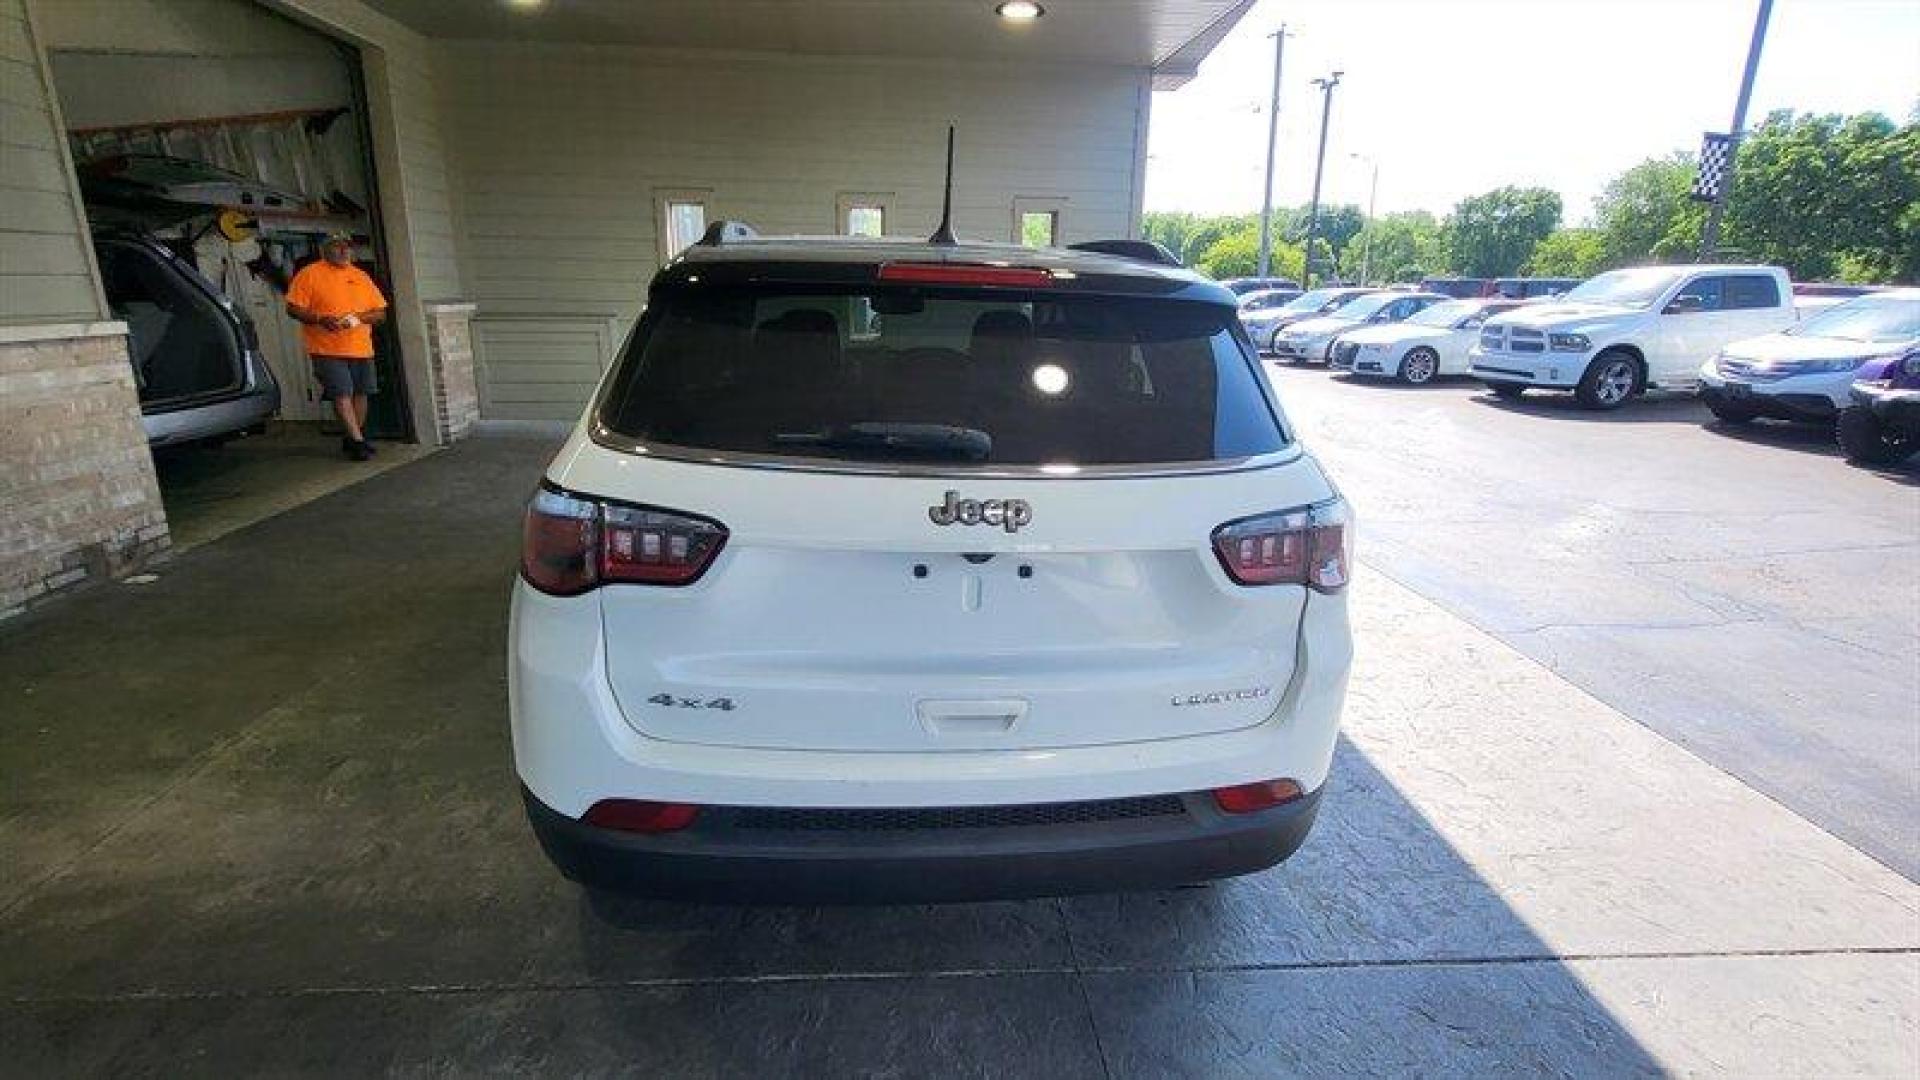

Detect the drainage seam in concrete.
xmin=1057 ymin=901 xmax=1116 ymax=1080
xmin=9 ymin=946 xmax=1915 ymax=1007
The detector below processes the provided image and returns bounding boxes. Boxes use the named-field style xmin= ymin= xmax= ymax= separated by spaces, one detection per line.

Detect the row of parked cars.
xmin=1225 ymin=269 xmax=1920 ymax=467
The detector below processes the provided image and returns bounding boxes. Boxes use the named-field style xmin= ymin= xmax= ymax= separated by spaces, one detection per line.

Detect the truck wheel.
xmin=1836 ymin=407 xmax=1915 ymax=465
xmin=1575 ymin=351 xmax=1640 ymax=410
xmin=1707 ymin=399 xmax=1759 ymax=425
xmin=1400 ymin=347 xmax=1440 ymax=385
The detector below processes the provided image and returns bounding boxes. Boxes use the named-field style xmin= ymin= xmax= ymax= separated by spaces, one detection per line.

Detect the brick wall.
xmin=424 ymin=302 xmax=479 ymax=445
xmin=1 ymin=326 xmax=169 ymax=619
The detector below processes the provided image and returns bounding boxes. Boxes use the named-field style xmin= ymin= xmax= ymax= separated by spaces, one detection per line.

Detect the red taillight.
xmin=600 ymin=503 xmax=727 ymax=585
xmin=877 ymin=262 xmax=1056 ymax=288
xmin=521 ymin=486 xmax=727 ymax=594
xmin=1211 ymin=501 xmax=1351 ymax=592
xmin=582 ymin=799 xmax=700 ymax=833
xmin=1212 ymin=778 xmax=1304 ymax=814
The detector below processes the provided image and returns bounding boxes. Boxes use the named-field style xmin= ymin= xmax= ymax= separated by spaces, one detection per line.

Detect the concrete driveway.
xmin=2 ymin=436 xmax=1915 ymax=1076
xmin=1270 ymin=365 xmax=1919 ymax=878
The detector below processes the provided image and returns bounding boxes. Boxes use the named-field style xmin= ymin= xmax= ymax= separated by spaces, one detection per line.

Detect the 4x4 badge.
xmin=929 ymin=490 xmax=1032 ymax=533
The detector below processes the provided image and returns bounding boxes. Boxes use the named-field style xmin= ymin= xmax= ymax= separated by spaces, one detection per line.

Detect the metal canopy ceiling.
xmin=355 ymin=0 xmax=1253 ymax=88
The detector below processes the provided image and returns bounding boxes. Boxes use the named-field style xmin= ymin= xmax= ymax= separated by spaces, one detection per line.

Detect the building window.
xmin=847 ymin=206 xmax=885 ymax=237
xmin=836 ymin=192 xmax=894 ymax=238
xmin=1012 ymin=198 xmax=1067 ymax=248
xmin=656 ymin=190 xmax=712 ymax=261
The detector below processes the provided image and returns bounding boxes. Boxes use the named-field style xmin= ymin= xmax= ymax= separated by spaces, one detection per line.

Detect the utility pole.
xmin=1700 ymin=0 xmax=1774 ymax=260
xmin=1300 ymin=71 xmax=1343 ymax=288
xmin=1255 ymin=25 xmax=1291 ymax=278
xmin=1350 ymin=152 xmax=1378 ymax=284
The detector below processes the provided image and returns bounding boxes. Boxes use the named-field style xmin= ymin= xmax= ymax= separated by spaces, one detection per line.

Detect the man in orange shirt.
xmin=286 ymin=233 xmax=389 ymax=461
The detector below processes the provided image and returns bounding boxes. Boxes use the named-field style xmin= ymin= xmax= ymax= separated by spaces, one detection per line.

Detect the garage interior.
xmin=37 ymin=0 xmax=422 ymax=551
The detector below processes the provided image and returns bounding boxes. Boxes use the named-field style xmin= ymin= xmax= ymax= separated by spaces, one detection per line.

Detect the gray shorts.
xmin=312 ymin=357 xmax=378 ymax=400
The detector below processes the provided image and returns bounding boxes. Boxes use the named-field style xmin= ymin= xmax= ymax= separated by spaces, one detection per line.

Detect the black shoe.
xmin=343 ymin=436 xmax=372 ymax=462
xmin=358 ymin=437 xmax=378 ymax=457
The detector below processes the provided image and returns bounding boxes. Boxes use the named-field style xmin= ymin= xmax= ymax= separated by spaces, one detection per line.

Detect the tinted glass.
xmin=1335 ymin=293 xmax=1397 ymax=320
xmin=600 ymin=286 xmax=1288 ymax=467
xmin=1676 ymin=276 xmax=1726 ymax=311
xmin=1723 ymin=274 xmax=1781 ymax=310
xmin=1563 ymin=268 xmax=1687 ymax=309
xmin=1408 ymin=299 xmax=1478 ymax=327
xmin=1792 ymin=293 xmax=1920 ymax=342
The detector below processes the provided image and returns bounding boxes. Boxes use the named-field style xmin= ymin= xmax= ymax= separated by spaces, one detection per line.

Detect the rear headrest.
xmin=970 ymin=310 xmax=1034 ymax=376
xmin=753 ymin=308 xmax=842 ymax=387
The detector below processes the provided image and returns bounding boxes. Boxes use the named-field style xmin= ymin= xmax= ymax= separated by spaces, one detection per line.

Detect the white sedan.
xmin=1329 ymin=298 xmax=1529 ymax=384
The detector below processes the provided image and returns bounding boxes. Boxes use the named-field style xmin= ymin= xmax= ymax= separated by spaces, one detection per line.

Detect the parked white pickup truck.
xmin=1469 ymin=265 xmax=1796 ymax=409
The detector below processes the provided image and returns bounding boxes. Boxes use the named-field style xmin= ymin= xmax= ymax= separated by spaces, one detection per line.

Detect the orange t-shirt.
xmin=287 ymin=261 xmax=387 ymax=359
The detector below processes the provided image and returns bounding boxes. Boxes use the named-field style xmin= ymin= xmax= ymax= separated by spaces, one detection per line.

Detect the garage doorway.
xmin=45 ymin=2 xmax=410 ymax=442
xmin=39 ymin=0 xmax=419 ymax=548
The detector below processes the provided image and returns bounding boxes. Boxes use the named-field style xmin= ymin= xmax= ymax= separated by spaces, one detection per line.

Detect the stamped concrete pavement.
xmin=1 ymin=437 xmax=1914 ymax=1076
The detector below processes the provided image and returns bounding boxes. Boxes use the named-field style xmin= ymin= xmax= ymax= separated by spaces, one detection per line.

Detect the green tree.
xmin=1341 ymin=211 xmax=1441 ymax=283
xmin=1592 ymin=153 xmax=1698 ymax=267
xmin=1193 ymin=223 xmax=1304 ymax=281
xmin=1441 ymin=186 xmax=1562 ymax=277
xmin=1723 ymin=110 xmax=1920 ymax=281
xmin=1525 ymin=228 xmax=1607 ymax=277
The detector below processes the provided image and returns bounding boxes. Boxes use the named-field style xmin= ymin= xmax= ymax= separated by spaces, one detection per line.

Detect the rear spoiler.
xmin=1067 ymin=239 xmax=1183 ymax=268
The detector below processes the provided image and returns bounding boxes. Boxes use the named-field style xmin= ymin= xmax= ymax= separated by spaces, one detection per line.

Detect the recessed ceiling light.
xmin=996 ymin=2 xmax=1044 ymax=21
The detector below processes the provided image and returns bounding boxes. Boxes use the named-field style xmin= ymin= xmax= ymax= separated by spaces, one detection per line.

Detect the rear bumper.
xmin=142 ymin=353 xmax=280 ymax=446
xmin=523 ymin=783 xmax=1322 ymax=903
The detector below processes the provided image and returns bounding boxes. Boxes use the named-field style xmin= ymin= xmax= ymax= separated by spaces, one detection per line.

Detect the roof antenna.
xmin=929 ymin=125 xmax=957 ymax=245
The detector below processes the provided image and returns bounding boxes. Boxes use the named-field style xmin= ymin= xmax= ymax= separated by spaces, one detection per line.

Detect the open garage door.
xmin=44 ymin=1 xmax=411 ymax=442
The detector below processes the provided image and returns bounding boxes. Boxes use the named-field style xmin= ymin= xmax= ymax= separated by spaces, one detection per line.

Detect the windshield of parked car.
xmin=1275 ymin=288 xmax=1345 ymax=314
xmin=1787 ymin=292 xmax=1920 ymax=342
xmin=1559 ymin=268 xmax=1687 ymax=309
xmin=1329 ymin=293 xmax=1396 ymax=321
xmin=598 ymin=285 xmax=1289 ymax=467
xmin=1407 ymin=300 xmax=1481 ymax=328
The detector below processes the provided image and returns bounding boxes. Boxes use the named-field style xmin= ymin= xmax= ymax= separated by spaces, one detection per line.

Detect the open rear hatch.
xmin=95 ymin=238 xmax=247 ymax=412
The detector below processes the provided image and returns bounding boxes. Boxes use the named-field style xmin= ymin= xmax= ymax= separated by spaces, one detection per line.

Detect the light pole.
xmin=1255 ymin=25 xmax=1294 ymax=278
xmin=1300 ymin=71 xmax=1343 ymax=288
xmin=1700 ymin=0 xmax=1774 ymax=259
xmin=1349 ymin=152 xmax=1378 ymax=284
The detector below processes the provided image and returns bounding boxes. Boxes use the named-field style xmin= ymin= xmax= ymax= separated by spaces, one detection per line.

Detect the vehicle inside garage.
xmin=36 ymin=0 xmax=421 ymax=548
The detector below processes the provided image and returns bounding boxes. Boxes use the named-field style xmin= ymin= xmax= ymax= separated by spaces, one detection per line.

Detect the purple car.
xmin=1837 ymin=346 xmax=1920 ymax=466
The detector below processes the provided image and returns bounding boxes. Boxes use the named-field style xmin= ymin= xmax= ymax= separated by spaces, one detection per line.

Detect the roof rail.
xmin=696 ymin=220 xmax=759 ymax=246
xmin=1067 ymin=239 xmax=1183 ymax=268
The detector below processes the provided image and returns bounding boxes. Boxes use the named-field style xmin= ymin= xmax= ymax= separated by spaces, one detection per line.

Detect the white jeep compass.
xmin=510 ymin=228 xmax=1354 ymax=903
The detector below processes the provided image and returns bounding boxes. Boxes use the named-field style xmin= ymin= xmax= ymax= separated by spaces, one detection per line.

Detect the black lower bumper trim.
xmin=522 ymin=783 xmax=1322 ymax=904
xmin=1701 ymin=386 xmax=1838 ymax=421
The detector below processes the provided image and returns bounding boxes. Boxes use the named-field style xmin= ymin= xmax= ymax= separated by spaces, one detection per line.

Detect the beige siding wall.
xmin=0 ymin=0 xmax=101 ymax=325
xmin=439 ymin=43 xmax=1152 ymax=422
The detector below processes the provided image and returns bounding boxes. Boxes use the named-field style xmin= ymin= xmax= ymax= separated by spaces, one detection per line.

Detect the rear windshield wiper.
xmin=773 ymin=423 xmax=992 ymax=461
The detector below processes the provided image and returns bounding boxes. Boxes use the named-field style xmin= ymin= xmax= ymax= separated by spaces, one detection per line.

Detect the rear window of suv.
xmin=598 ymin=285 xmax=1289 ymax=468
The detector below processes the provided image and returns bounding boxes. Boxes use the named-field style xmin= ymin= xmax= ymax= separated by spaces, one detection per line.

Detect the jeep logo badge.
xmin=929 ymin=490 xmax=1032 ymax=533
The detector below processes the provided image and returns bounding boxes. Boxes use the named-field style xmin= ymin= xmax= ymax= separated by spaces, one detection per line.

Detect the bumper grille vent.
xmin=733 ymin=795 xmax=1189 ymax=832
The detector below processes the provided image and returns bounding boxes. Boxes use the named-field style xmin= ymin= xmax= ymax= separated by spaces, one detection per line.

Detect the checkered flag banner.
xmin=1692 ymin=132 xmax=1735 ymax=203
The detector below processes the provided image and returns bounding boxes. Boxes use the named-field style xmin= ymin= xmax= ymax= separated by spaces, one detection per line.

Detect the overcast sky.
xmin=1144 ymin=0 xmax=1920 ymax=225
